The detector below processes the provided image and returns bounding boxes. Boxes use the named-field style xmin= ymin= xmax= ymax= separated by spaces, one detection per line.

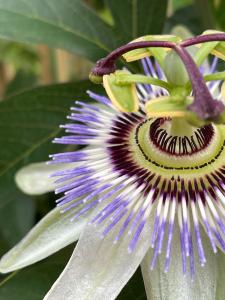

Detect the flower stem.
xmin=91 ymin=41 xmax=175 ymax=76
xmin=173 ymin=45 xmax=224 ymax=119
xmin=90 ymin=33 xmax=225 ymax=120
xmin=181 ymin=33 xmax=225 ymax=47
xmin=91 ymin=33 xmax=225 ymax=78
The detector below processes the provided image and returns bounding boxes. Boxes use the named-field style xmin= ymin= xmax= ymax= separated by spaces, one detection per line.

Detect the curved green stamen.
xmin=115 ymin=73 xmax=172 ymax=92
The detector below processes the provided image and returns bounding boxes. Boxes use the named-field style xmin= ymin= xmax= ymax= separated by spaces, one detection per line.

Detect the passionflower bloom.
xmin=3 ymin=31 xmax=225 ymax=300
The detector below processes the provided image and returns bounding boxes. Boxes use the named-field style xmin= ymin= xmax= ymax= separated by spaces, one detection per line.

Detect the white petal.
xmin=0 ymin=206 xmax=88 ymax=273
xmin=141 ymin=224 xmax=217 ymax=300
xmin=44 ymin=203 xmax=155 ymax=300
xmin=15 ymin=162 xmax=76 ymax=195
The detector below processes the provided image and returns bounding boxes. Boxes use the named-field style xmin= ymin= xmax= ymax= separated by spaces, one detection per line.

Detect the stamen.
xmin=149 ymin=118 xmax=214 ymax=156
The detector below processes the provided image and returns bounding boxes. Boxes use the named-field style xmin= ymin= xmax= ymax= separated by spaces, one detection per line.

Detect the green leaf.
xmin=0 ymin=0 xmax=168 ymax=65
xmin=0 ymin=81 xmax=101 ymax=245
xmin=193 ymin=0 xmax=215 ymax=30
xmin=105 ymin=0 xmax=168 ymax=42
xmin=166 ymin=5 xmax=202 ymax=35
xmin=0 ymin=41 xmax=40 ymax=73
xmin=173 ymin=0 xmax=192 ymax=10
xmin=0 ymin=190 xmax=35 ymax=247
xmin=0 ymin=0 xmax=118 ymax=61
xmin=5 ymin=70 xmax=37 ymax=97
xmin=0 ymin=244 xmax=74 ymax=300
xmin=211 ymin=0 xmax=225 ymax=32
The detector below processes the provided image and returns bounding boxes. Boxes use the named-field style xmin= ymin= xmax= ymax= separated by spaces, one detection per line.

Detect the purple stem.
xmin=91 ymin=33 xmax=225 ymax=77
xmin=173 ymin=45 xmax=224 ymax=119
xmin=90 ymin=33 xmax=225 ymax=120
xmin=181 ymin=33 xmax=225 ymax=47
xmin=91 ymin=41 xmax=175 ymax=76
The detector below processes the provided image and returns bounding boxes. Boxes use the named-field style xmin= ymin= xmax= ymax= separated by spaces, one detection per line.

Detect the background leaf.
xmin=4 ymin=70 xmax=37 ymax=97
xmin=0 ymin=0 xmax=169 ymax=63
xmin=0 ymin=0 xmax=118 ymax=61
xmin=0 ymin=80 xmax=101 ymax=248
xmin=105 ymin=0 xmax=168 ymax=43
xmin=0 ymin=189 xmax=35 ymax=248
xmin=166 ymin=5 xmax=202 ymax=34
xmin=212 ymin=0 xmax=225 ymax=31
xmin=194 ymin=0 xmax=215 ymax=30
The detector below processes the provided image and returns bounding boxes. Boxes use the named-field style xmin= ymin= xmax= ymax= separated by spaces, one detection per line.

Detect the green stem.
xmin=194 ymin=0 xmax=215 ymax=30
xmin=115 ymin=74 xmax=172 ymax=91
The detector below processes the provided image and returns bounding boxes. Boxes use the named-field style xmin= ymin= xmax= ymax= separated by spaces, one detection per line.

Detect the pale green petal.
xmin=141 ymin=225 xmax=217 ymax=300
xmin=44 ymin=203 xmax=155 ymax=300
xmin=15 ymin=162 xmax=76 ymax=195
xmin=171 ymin=25 xmax=193 ymax=39
xmin=215 ymin=249 xmax=225 ymax=299
xmin=0 ymin=206 xmax=88 ymax=273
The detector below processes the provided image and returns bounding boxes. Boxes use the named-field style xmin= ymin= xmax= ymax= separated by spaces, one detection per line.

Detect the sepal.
xmin=0 ymin=206 xmax=88 ymax=273
xmin=15 ymin=162 xmax=76 ymax=195
xmin=103 ymin=70 xmax=139 ymax=112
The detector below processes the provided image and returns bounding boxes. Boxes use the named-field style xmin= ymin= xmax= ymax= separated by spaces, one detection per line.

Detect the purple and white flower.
xmin=2 ymin=32 xmax=225 ymax=300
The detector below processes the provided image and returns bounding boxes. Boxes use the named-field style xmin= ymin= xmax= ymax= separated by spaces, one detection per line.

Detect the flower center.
xmin=105 ymin=113 xmax=225 ymax=272
xmin=149 ymin=118 xmax=214 ymax=156
xmin=108 ymin=113 xmax=225 ymax=184
xmin=134 ymin=117 xmax=223 ymax=171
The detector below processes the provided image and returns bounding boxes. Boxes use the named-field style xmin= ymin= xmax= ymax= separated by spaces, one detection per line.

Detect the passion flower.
xmin=2 ymin=31 xmax=225 ymax=300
